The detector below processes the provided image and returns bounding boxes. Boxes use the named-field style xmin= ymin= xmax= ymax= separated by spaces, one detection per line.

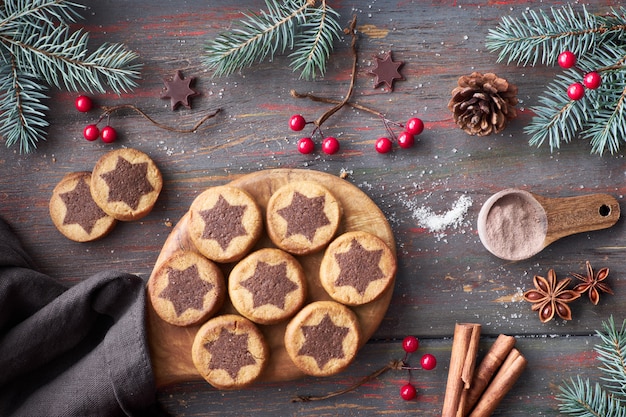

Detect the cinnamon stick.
xmin=442 ymin=323 xmax=482 ymax=417
xmin=467 ymin=348 xmax=527 ymax=417
xmin=463 ymin=334 xmax=516 ymax=415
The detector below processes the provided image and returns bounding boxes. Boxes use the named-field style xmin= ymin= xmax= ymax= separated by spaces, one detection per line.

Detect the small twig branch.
xmin=291 ymin=359 xmax=405 ymax=402
xmin=98 ymin=104 xmax=221 ymax=133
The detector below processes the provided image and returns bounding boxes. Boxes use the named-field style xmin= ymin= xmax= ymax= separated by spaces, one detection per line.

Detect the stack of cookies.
xmin=49 ymin=148 xmax=162 ymax=242
xmin=147 ymin=177 xmax=397 ymax=389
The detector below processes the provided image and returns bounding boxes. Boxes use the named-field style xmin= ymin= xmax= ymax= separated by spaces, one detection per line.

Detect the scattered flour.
xmin=405 ymin=194 xmax=473 ymax=235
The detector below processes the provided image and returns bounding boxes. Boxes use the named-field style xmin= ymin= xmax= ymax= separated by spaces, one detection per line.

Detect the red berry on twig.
xmin=402 ymin=336 xmax=419 ymax=353
xmin=400 ymin=383 xmax=417 ymax=401
xmin=321 ymin=137 xmax=339 ymax=155
xmin=583 ymin=71 xmax=602 ymax=89
xmin=100 ymin=126 xmax=118 ymax=143
xmin=289 ymin=114 xmax=307 ymax=131
xmin=375 ymin=137 xmax=392 ymax=154
xmin=75 ymin=95 xmax=93 ymax=112
xmin=558 ymin=51 xmax=576 ymax=69
xmin=405 ymin=118 xmax=424 ymax=135
xmin=567 ymin=82 xmax=585 ymax=100
xmin=420 ymin=353 xmax=437 ymax=371
xmin=297 ymin=137 xmax=315 ymax=154
xmin=397 ymin=131 xmax=415 ymax=149
xmin=83 ymin=124 xmax=100 ymax=141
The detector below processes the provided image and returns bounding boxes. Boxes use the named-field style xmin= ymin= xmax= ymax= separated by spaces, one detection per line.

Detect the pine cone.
xmin=448 ymin=72 xmax=518 ymax=136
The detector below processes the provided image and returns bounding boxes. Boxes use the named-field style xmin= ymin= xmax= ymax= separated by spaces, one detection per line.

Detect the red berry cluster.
xmin=398 ymin=336 xmax=436 ymax=401
xmin=557 ymin=51 xmax=602 ymax=100
xmin=75 ymin=95 xmax=118 ymax=144
xmin=289 ymin=114 xmax=424 ymax=155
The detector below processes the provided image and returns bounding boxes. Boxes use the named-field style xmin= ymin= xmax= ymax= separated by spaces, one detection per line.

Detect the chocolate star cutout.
xmin=334 ymin=239 xmax=384 ymax=295
xmin=199 ymin=195 xmax=248 ymax=251
xmin=277 ymin=192 xmax=330 ymax=242
xmin=60 ymin=177 xmax=107 ymax=234
xmin=204 ymin=328 xmax=257 ymax=380
xmin=158 ymin=264 xmax=214 ymax=317
xmin=161 ymin=70 xmax=199 ymax=110
xmin=100 ymin=156 xmax=154 ymax=210
xmin=369 ymin=52 xmax=404 ymax=90
xmin=298 ymin=314 xmax=349 ymax=369
xmin=240 ymin=261 xmax=298 ymax=309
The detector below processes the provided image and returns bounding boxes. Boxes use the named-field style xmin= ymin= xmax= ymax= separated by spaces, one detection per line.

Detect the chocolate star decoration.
xmin=277 ymin=192 xmax=330 ymax=242
xmin=100 ymin=156 xmax=154 ymax=210
xmin=334 ymin=239 xmax=384 ymax=295
xmin=240 ymin=261 xmax=298 ymax=309
xmin=159 ymin=264 xmax=214 ymax=317
xmin=369 ymin=52 xmax=404 ymax=90
xmin=200 ymin=195 xmax=248 ymax=251
xmin=298 ymin=314 xmax=349 ymax=369
xmin=161 ymin=70 xmax=199 ymax=110
xmin=204 ymin=328 xmax=258 ymax=380
xmin=60 ymin=177 xmax=108 ymax=234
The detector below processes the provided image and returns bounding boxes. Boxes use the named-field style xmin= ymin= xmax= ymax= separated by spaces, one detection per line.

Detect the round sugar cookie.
xmin=49 ymin=171 xmax=117 ymax=242
xmin=192 ymin=314 xmax=269 ymax=389
xmin=90 ymin=148 xmax=162 ymax=221
xmin=320 ymin=231 xmax=396 ymax=306
xmin=229 ymin=248 xmax=306 ymax=325
xmin=148 ymin=250 xmax=225 ymax=327
xmin=266 ymin=181 xmax=341 ymax=255
xmin=188 ymin=185 xmax=262 ymax=263
xmin=284 ymin=301 xmax=360 ymax=377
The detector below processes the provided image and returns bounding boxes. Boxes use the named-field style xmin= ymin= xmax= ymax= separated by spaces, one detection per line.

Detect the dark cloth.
xmin=0 ymin=217 xmax=162 ymax=417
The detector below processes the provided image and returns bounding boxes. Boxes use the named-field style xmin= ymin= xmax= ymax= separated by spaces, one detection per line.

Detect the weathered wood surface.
xmin=0 ymin=0 xmax=624 ymax=415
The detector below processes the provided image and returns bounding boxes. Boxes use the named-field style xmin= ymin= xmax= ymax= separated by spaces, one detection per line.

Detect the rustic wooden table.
xmin=1 ymin=0 xmax=624 ymax=415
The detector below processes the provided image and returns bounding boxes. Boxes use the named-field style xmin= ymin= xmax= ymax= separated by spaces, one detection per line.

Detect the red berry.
xmin=583 ymin=71 xmax=601 ymax=89
xmin=567 ymin=82 xmax=585 ymax=100
xmin=289 ymin=114 xmax=306 ymax=131
xmin=397 ymin=131 xmax=415 ymax=149
xmin=83 ymin=124 xmax=100 ymax=141
xmin=402 ymin=336 xmax=420 ymax=353
xmin=75 ymin=95 xmax=93 ymax=112
xmin=405 ymin=118 xmax=424 ymax=135
xmin=375 ymin=137 xmax=392 ymax=154
xmin=100 ymin=126 xmax=118 ymax=143
xmin=421 ymin=353 xmax=437 ymax=371
xmin=321 ymin=136 xmax=339 ymax=155
xmin=400 ymin=383 xmax=417 ymax=401
xmin=558 ymin=51 xmax=576 ymax=69
xmin=297 ymin=137 xmax=315 ymax=154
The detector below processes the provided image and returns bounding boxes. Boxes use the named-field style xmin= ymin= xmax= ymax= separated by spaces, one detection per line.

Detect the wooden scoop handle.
xmin=533 ymin=193 xmax=620 ymax=246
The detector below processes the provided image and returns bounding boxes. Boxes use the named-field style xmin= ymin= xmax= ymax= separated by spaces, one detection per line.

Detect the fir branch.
xmin=0 ymin=0 xmax=141 ymax=153
xmin=557 ymin=317 xmax=626 ymax=417
xmin=596 ymin=317 xmax=626 ymax=399
xmin=204 ymin=0 xmax=342 ymax=80
xmin=486 ymin=5 xmax=626 ymax=155
xmin=558 ymin=376 xmax=626 ymax=417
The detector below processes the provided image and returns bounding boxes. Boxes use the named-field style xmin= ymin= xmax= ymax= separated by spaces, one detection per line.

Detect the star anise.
xmin=523 ymin=269 xmax=581 ymax=323
xmin=571 ymin=261 xmax=612 ymax=305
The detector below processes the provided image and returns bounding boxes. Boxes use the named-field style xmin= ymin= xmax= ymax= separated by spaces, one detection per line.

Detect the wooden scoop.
xmin=477 ymin=189 xmax=620 ymax=261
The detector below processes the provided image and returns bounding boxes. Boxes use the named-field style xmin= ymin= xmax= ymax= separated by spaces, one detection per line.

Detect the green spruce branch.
xmin=486 ymin=5 xmax=626 ymax=155
xmin=0 ymin=0 xmax=141 ymax=153
xmin=204 ymin=0 xmax=342 ymax=80
xmin=558 ymin=317 xmax=626 ymax=417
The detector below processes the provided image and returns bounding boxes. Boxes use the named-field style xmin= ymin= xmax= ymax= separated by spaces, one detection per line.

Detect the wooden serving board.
xmin=147 ymin=168 xmax=396 ymax=388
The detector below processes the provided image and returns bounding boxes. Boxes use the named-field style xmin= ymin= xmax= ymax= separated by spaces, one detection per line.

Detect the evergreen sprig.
xmin=486 ymin=5 xmax=626 ymax=155
xmin=204 ymin=0 xmax=342 ymax=80
xmin=557 ymin=317 xmax=626 ymax=417
xmin=0 ymin=0 xmax=141 ymax=153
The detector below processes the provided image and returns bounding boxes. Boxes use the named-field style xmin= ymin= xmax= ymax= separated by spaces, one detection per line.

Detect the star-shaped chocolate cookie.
xmin=161 ymin=70 xmax=199 ymax=110
xmin=334 ymin=238 xmax=384 ymax=295
xmin=204 ymin=328 xmax=258 ymax=380
xmin=60 ymin=176 xmax=108 ymax=234
xmin=100 ymin=156 xmax=154 ymax=210
xmin=159 ymin=264 xmax=215 ymax=317
xmin=199 ymin=195 xmax=248 ymax=251
xmin=240 ymin=261 xmax=298 ymax=310
xmin=277 ymin=191 xmax=330 ymax=242
xmin=369 ymin=52 xmax=404 ymax=90
xmin=298 ymin=314 xmax=350 ymax=369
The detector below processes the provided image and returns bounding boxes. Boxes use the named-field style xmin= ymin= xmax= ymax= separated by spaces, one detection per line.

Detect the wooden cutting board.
xmin=147 ymin=168 xmax=396 ymax=388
